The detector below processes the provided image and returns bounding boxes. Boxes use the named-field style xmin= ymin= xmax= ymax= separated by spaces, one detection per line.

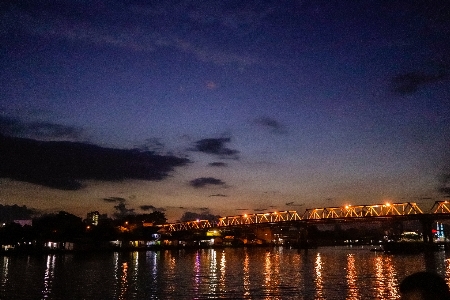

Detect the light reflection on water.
xmin=1 ymin=256 xmax=8 ymax=296
xmin=314 ymin=252 xmax=324 ymax=300
xmin=346 ymin=254 xmax=358 ymax=300
xmin=42 ymin=254 xmax=55 ymax=299
xmin=243 ymin=250 xmax=250 ymax=298
xmin=219 ymin=250 xmax=226 ymax=293
xmin=1 ymin=246 xmax=450 ymax=299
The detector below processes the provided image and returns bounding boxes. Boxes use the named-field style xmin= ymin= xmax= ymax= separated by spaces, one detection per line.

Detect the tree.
xmin=33 ymin=211 xmax=84 ymax=241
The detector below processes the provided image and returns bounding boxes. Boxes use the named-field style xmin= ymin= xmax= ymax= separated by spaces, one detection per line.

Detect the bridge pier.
xmin=420 ymin=217 xmax=434 ymax=243
xmin=298 ymin=227 xmax=309 ymax=248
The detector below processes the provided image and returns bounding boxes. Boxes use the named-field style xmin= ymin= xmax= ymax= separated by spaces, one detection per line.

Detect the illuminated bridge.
xmin=162 ymin=201 xmax=450 ymax=232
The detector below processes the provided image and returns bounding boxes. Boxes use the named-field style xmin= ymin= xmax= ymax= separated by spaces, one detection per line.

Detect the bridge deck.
xmin=162 ymin=201 xmax=450 ymax=232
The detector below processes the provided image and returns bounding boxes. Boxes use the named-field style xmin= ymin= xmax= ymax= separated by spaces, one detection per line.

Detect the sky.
xmin=1 ymin=0 xmax=449 ymax=222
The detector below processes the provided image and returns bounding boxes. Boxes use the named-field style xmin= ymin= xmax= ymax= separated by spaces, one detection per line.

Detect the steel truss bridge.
xmin=161 ymin=201 xmax=450 ymax=232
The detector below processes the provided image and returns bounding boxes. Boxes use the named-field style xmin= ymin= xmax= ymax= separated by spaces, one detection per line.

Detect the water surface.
xmin=1 ymin=246 xmax=449 ymax=299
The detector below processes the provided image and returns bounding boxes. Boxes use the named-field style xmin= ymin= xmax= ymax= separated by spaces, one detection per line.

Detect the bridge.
xmin=161 ymin=201 xmax=450 ymax=232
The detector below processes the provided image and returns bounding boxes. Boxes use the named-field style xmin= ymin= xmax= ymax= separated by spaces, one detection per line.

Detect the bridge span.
xmin=162 ymin=201 xmax=450 ymax=232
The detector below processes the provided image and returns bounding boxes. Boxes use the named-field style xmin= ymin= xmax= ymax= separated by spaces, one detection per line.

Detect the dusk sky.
xmin=1 ymin=1 xmax=449 ymax=222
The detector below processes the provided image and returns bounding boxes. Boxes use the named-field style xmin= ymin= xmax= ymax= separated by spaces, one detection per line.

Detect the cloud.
xmin=102 ymin=197 xmax=135 ymax=218
xmin=189 ymin=177 xmax=226 ymax=188
xmin=139 ymin=205 xmax=155 ymax=211
xmin=192 ymin=138 xmax=239 ymax=159
xmin=179 ymin=211 xmax=220 ymax=222
xmin=254 ymin=116 xmax=287 ymax=134
xmin=0 ymin=116 xmax=84 ymax=141
xmin=209 ymin=194 xmax=228 ymax=197
xmin=0 ymin=134 xmax=189 ymax=190
xmin=173 ymin=39 xmax=256 ymax=66
xmin=253 ymin=208 xmax=267 ymax=212
xmin=439 ymin=174 xmax=450 ymax=196
xmin=135 ymin=138 xmax=165 ymax=154
xmin=2 ymin=2 xmax=258 ymax=66
xmin=209 ymin=162 xmax=228 ymax=167
xmin=391 ymin=71 xmax=448 ymax=95
xmin=286 ymin=202 xmax=304 ymax=207
xmin=139 ymin=205 xmax=166 ymax=212
xmin=205 ymin=81 xmax=218 ymax=90
xmin=103 ymin=197 xmax=126 ymax=203
xmin=113 ymin=202 xmax=135 ymax=219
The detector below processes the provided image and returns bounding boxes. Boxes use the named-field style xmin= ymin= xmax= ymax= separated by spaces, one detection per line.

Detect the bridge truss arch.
xmin=161 ymin=201 xmax=450 ymax=232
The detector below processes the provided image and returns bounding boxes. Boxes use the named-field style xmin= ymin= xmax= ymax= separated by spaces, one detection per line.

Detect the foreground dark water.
xmin=1 ymin=246 xmax=450 ymax=299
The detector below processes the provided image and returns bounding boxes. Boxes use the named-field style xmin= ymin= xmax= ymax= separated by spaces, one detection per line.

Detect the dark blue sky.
xmin=1 ymin=1 xmax=449 ymax=221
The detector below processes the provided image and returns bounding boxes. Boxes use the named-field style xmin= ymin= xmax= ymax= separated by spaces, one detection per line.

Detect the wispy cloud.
xmin=254 ymin=116 xmax=287 ymax=134
xmin=253 ymin=208 xmax=267 ymax=212
xmin=391 ymin=70 xmax=448 ymax=95
xmin=2 ymin=2 xmax=259 ymax=66
xmin=191 ymin=138 xmax=239 ymax=159
xmin=140 ymin=205 xmax=166 ymax=212
xmin=209 ymin=162 xmax=228 ymax=167
xmin=103 ymin=197 xmax=126 ymax=203
xmin=189 ymin=177 xmax=226 ymax=188
xmin=0 ymin=116 xmax=84 ymax=141
xmin=209 ymin=194 xmax=228 ymax=197
xmin=285 ymin=202 xmax=304 ymax=207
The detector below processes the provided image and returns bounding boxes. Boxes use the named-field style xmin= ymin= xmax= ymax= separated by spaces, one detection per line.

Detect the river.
xmin=1 ymin=246 xmax=450 ymax=299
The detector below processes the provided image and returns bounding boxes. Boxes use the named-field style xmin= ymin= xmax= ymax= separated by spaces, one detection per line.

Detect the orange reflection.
xmin=446 ymin=258 xmax=450 ymax=287
xmin=243 ymin=250 xmax=250 ymax=298
xmin=264 ymin=251 xmax=271 ymax=288
xmin=346 ymin=254 xmax=359 ymax=299
xmin=315 ymin=253 xmax=324 ymax=299
xmin=118 ymin=262 xmax=128 ymax=300
xmin=130 ymin=251 xmax=139 ymax=293
xmin=273 ymin=251 xmax=281 ymax=291
xmin=263 ymin=250 xmax=281 ymax=300
xmin=166 ymin=252 xmax=177 ymax=294
xmin=374 ymin=255 xmax=399 ymax=299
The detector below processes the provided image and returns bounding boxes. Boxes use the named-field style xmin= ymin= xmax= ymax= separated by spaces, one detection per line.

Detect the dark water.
xmin=1 ymin=246 xmax=450 ymax=299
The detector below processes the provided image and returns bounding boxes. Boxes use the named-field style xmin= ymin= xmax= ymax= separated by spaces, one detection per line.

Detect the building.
xmin=86 ymin=211 xmax=100 ymax=226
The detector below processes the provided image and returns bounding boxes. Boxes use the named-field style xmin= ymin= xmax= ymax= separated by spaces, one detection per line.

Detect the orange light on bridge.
xmin=244 ymin=214 xmax=248 ymax=218
xmin=385 ymin=203 xmax=391 ymax=207
xmin=345 ymin=205 xmax=351 ymax=209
